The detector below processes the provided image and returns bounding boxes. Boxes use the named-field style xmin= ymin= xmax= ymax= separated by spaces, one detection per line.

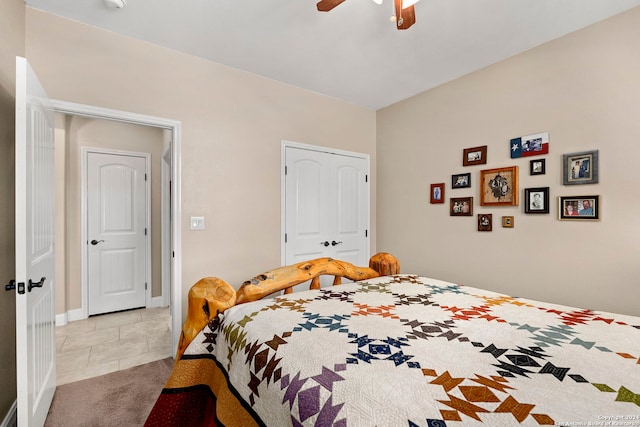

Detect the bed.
xmin=145 ymin=253 xmax=640 ymax=426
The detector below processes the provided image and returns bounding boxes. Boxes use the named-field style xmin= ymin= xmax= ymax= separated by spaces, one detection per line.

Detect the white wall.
xmin=24 ymin=8 xmax=377 ymax=320
xmin=377 ymin=7 xmax=640 ymax=317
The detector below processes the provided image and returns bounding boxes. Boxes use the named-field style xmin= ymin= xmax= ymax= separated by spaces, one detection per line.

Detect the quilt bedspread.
xmin=151 ymin=275 xmax=640 ymax=426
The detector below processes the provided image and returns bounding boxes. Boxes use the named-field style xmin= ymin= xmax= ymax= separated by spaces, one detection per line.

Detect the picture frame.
xmin=510 ymin=132 xmax=549 ymax=158
xmin=430 ymin=183 xmax=445 ymax=204
xmin=451 ymin=173 xmax=471 ymax=189
xmin=558 ymin=195 xmax=600 ymax=220
xmin=449 ymin=197 xmax=473 ymax=216
xmin=477 ymin=214 xmax=492 ymax=231
xmin=479 ymin=166 xmax=519 ymax=206
xmin=463 ymin=145 xmax=487 ymax=166
xmin=524 ymin=187 xmax=550 ymax=214
xmin=530 ymin=159 xmax=545 ymax=176
xmin=502 ymin=216 xmax=514 ymax=228
xmin=563 ymin=150 xmax=599 ymax=185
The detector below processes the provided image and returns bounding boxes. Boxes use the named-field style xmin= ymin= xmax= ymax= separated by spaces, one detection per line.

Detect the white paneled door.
xmin=15 ymin=56 xmax=56 ymax=427
xmin=284 ymin=144 xmax=369 ymax=280
xmin=87 ymin=151 xmax=148 ymax=315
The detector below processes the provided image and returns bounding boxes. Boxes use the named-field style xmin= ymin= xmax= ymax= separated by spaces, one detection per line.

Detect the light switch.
xmin=190 ymin=216 xmax=205 ymax=230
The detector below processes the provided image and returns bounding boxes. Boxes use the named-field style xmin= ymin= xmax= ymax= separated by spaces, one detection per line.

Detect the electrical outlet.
xmin=190 ymin=216 xmax=205 ymax=230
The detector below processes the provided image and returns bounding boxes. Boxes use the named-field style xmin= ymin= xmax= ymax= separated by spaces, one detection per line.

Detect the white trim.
xmin=280 ymin=140 xmax=371 ymax=266
xmin=51 ymin=100 xmax=182 ymax=357
xmin=82 ymin=148 xmax=152 ymax=316
xmin=55 ymin=308 xmax=91 ymax=327
xmin=0 ymin=400 xmax=16 ymax=427
xmin=150 ymin=296 xmax=166 ymax=308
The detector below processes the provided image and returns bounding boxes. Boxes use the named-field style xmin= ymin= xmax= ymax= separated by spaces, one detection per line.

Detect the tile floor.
xmin=55 ymin=307 xmax=173 ymax=386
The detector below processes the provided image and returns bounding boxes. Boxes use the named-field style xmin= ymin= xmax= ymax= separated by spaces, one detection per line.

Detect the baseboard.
xmin=55 ymin=308 xmax=85 ymax=326
xmin=150 ymin=296 xmax=165 ymax=308
xmin=0 ymin=400 xmax=17 ymax=427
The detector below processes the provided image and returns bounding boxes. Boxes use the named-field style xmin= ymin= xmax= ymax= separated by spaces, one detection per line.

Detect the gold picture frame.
xmin=479 ymin=166 xmax=519 ymax=206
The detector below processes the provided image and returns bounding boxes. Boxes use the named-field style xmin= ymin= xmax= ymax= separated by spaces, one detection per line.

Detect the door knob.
xmin=91 ymin=239 xmax=105 ymax=245
xmin=5 ymin=280 xmax=15 ymax=291
xmin=28 ymin=277 xmax=46 ymax=292
xmin=321 ymin=241 xmax=330 ymax=247
xmin=331 ymin=240 xmax=343 ymax=246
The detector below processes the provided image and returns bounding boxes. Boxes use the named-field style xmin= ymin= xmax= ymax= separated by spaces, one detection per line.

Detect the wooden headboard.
xmin=176 ymin=252 xmax=399 ymax=360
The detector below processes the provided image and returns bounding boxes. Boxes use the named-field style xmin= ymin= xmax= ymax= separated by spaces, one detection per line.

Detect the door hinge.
xmin=145 ymin=228 xmax=147 ymax=236
xmin=285 ymin=165 xmax=288 ymax=175
xmin=172 ymin=251 xmax=175 ymax=258
xmin=145 ymin=282 xmax=148 ymax=290
xmin=365 ymin=174 xmax=368 ymax=183
xmin=285 ymin=233 xmax=288 ymax=243
xmin=145 ymin=173 xmax=148 ymax=181
xmin=365 ymin=229 xmax=368 ymax=237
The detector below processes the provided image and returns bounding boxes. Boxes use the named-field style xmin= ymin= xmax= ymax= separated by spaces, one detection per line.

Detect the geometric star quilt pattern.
xmin=183 ymin=275 xmax=640 ymax=426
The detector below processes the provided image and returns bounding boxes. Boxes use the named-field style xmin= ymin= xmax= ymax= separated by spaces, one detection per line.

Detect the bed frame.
xmin=177 ymin=252 xmax=400 ymax=360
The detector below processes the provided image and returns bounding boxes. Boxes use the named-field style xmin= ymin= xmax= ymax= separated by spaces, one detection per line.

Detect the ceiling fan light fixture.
xmin=104 ymin=0 xmax=127 ymax=9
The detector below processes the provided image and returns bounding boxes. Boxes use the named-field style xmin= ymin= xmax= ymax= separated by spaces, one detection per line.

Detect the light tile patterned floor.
xmin=55 ymin=307 xmax=173 ymax=385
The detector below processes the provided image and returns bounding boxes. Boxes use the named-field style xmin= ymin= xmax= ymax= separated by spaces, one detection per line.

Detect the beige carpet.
xmin=45 ymin=357 xmax=174 ymax=427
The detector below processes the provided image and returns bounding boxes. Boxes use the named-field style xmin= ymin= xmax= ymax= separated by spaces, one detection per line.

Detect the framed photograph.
xmin=430 ymin=183 xmax=445 ymax=204
xmin=450 ymin=197 xmax=473 ymax=216
xmin=502 ymin=216 xmax=514 ymax=228
xmin=451 ymin=173 xmax=471 ymax=189
xmin=463 ymin=146 xmax=487 ymax=166
xmin=563 ymin=150 xmax=599 ymax=185
xmin=558 ymin=195 xmax=600 ymax=220
xmin=477 ymin=214 xmax=492 ymax=231
xmin=479 ymin=166 xmax=519 ymax=206
xmin=510 ymin=132 xmax=549 ymax=158
xmin=524 ymin=187 xmax=550 ymax=214
xmin=530 ymin=159 xmax=545 ymax=176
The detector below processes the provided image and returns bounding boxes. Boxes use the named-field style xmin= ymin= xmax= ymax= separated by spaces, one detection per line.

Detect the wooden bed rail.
xmin=176 ymin=252 xmax=399 ymax=360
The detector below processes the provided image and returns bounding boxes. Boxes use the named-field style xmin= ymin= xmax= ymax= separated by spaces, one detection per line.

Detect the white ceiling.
xmin=25 ymin=0 xmax=640 ymax=110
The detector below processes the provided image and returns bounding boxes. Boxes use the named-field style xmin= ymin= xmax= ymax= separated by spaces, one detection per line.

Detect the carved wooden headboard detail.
xmin=176 ymin=252 xmax=399 ymax=360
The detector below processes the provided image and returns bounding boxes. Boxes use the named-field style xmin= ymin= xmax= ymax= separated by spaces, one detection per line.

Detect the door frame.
xmin=280 ymin=140 xmax=371 ymax=266
xmin=52 ymin=100 xmax=182 ymax=356
xmin=82 ymin=148 xmax=152 ymax=314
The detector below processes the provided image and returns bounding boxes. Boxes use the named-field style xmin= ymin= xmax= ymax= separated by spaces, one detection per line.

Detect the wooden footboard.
xmin=176 ymin=252 xmax=399 ymax=360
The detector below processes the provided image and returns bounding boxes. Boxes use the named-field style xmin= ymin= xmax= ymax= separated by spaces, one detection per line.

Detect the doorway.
xmin=52 ymin=100 xmax=182 ymax=357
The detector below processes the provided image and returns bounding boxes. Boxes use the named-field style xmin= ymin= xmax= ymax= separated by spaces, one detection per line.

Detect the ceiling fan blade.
xmin=317 ymin=0 xmax=346 ymax=12
xmin=394 ymin=0 xmax=416 ymax=30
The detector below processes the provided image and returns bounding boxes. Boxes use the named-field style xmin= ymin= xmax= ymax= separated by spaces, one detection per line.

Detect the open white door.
xmin=15 ymin=56 xmax=56 ymax=427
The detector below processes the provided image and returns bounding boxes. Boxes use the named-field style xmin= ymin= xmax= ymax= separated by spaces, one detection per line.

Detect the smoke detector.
xmin=104 ymin=0 xmax=126 ymax=9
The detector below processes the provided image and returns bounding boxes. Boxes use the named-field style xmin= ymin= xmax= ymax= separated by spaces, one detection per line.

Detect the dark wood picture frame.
xmin=558 ymin=195 xmax=600 ymax=220
xmin=479 ymin=166 xmax=519 ymax=206
xmin=563 ymin=150 xmax=599 ymax=185
xmin=450 ymin=197 xmax=473 ymax=216
xmin=451 ymin=173 xmax=471 ymax=189
xmin=463 ymin=145 xmax=487 ymax=166
xmin=430 ymin=183 xmax=445 ymax=204
xmin=530 ymin=159 xmax=545 ymax=176
xmin=524 ymin=187 xmax=550 ymax=214
xmin=477 ymin=214 xmax=492 ymax=231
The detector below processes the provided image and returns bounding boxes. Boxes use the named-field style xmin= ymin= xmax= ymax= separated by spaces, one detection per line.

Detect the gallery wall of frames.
xmin=429 ymin=131 xmax=600 ymax=231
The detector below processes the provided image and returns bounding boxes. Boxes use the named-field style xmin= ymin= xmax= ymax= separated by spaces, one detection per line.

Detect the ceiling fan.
xmin=316 ymin=0 xmax=419 ymax=30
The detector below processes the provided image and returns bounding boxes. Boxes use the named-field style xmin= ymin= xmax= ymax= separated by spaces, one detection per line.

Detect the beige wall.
xmin=0 ymin=0 xmax=24 ymax=419
xmin=24 ymin=8 xmax=377 ymax=321
xmin=377 ymin=7 xmax=640 ymax=317
xmin=55 ymin=115 xmax=165 ymax=314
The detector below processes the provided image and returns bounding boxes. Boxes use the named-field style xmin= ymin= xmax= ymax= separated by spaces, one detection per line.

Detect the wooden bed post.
xmin=369 ymin=252 xmax=400 ymax=276
xmin=176 ymin=277 xmax=236 ymax=361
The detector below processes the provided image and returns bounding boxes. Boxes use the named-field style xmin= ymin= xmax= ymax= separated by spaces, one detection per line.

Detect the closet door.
xmin=284 ymin=145 xmax=369 ymax=284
